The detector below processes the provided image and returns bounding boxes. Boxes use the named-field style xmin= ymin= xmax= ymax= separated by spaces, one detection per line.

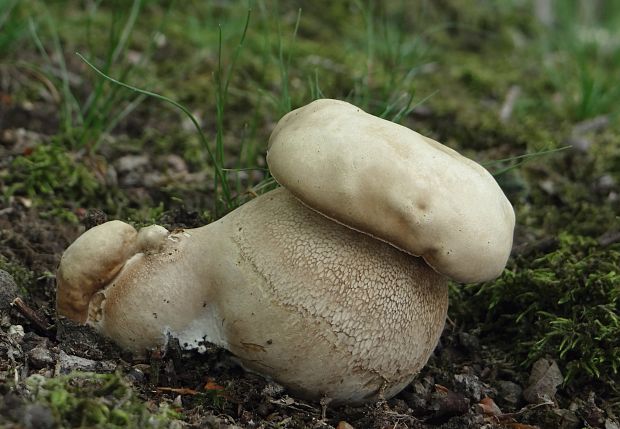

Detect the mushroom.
xmin=56 ymin=99 xmax=515 ymax=404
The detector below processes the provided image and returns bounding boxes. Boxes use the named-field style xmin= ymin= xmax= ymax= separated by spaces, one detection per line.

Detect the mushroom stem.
xmin=57 ymin=187 xmax=448 ymax=404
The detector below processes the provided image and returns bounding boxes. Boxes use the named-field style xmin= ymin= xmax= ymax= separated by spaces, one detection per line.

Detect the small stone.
xmin=8 ymin=325 xmax=25 ymax=341
xmin=428 ymin=385 xmax=469 ymax=421
xmin=27 ymin=346 xmax=55 ymax=368
xmin=337 ymin=421 xmax=355 ymax=429
xmin=115 ymin=154 xmax=150 ymax=186
xmin=402 ymin=377 xmax=433 ymax=411
xmin=173 ymin=395 xmax=183 ymax=407
xmin=163 ymin=154 xmax=188 ymax=174
xmin=126 ymin=366 xmax=146 ymax=384
xmin=496 ymin=380 xmax=522 ymax=406
xmin=143 ymin=171 xmax=164 ymax=187
xmin=523 ymin=358 xmax=563 ymax=404
xmin=599 ymin=175 xmax=616 ymax=189
xmin=454 ymin=373 xmax=483 ymax=401
xmin=0 ymin=270 xmax=19 ymax=311
xmin=58 ymin=350 xmax=116 ymax=373
xmin=115 ymin=154 xmax=150 ymax=173
xmin=553 ymin=408 xmax=581 ymax=429
xmin=566 ymin=136 xmax=592 ymax=152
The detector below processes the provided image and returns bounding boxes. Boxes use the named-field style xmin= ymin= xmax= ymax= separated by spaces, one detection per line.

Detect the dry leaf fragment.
xmin=477 ymin=397 xmax=502 ymax=416
xmin=204 ymin=378 xmax=225 ymax=391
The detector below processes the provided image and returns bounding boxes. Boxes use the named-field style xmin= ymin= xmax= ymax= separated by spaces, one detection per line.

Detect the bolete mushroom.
xmin=56 ymin=99 xmax=515 ymax=404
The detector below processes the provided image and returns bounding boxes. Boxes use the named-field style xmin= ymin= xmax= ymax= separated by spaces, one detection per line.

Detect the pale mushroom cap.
xmin=56 ymin=222 xmax=172 ymax=324
xmin=268 ymin=99 xmax=516 ymax=283
xmin=56 ymin=221 xmax=138 ymax=323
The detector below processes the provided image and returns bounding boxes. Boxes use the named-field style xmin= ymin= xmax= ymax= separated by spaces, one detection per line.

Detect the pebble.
xmin=0 ymin=270 xmax=19 ymax=311
xmin=163 ymin=154 xmax=188 ymax=174
xmin=58 ymin=350 xmax=116 ymax=374
xmin=8 ymin=325 xmax=25 ymax=341
xmin=454 ymin=373 xmax=483 ymax=402
xmin=115 ymin=154 xmax=150 ymax=186
xmin=27 ymin=346 xmax=55 ymax=368
xmin=115 ymin=154 xmax=150 ymax=173
xmin=553 ymin=408 xmax=581 ymax=429
xmin=126 ymin=366 xmax=147 ymax=384
xmin=496 ymin=380 xmax=522 ymax=406
xmin=523 ymin=358 xmax=563 ymax=404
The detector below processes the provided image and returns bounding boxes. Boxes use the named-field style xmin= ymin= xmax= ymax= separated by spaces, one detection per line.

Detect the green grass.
xmin=535 ymin=0 xmax=620 ymax=121
xmin=26 ymin=0 xmax=164 ymax=152
xmin=0 ymin=0 xmax=26 ymax=55
xmin=66 ymin=0 xmax=437 ymax=217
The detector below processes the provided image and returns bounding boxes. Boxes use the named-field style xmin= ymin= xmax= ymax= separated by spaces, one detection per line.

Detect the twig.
xmin=156 ymin=386 xmax=199 ymax=395
xmin=10 ymin=297 xmax=54 ymax=335
xmin=498 ymin=399 xmax=555 ymax=419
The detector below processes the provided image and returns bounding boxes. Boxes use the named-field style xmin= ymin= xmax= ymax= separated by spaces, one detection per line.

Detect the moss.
xmin=590 ymin=130 xmax=620 ymax=183
xmin=452 ymin=233 xmax=620 ymax=392
xmin=2 ymin=143 xmax=119 ymax=221
xmin=24 ymin=372 xmax=182 ymax=428
xmin=0 ymin=255 xmax=34 ymax=295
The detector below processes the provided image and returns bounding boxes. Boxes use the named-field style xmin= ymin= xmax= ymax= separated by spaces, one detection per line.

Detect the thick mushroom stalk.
xmin=57 ymin=99 xmax=514 ymax=404
xmin=57 ymin=188 xmax=448 ymax=404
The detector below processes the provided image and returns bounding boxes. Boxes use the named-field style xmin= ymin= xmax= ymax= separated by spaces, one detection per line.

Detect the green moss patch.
xmin=453 ymin=233 xmax=620 ymax=394
xmin=24 ymin=372 xmax=181 ymax=429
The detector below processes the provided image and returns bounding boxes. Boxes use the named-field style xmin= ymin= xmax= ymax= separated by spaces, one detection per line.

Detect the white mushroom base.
xmin=58 ymin=188 xmax=448 ymax=404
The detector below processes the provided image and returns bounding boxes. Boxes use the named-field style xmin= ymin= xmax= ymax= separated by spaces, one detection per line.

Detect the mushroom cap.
xmin=56 ymin=222 xmax=171 ymax=324
xmin=56 ymin=221 xmax=138 ymax=323
xmin=268 ymin=99 xmax=515 ymax=283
